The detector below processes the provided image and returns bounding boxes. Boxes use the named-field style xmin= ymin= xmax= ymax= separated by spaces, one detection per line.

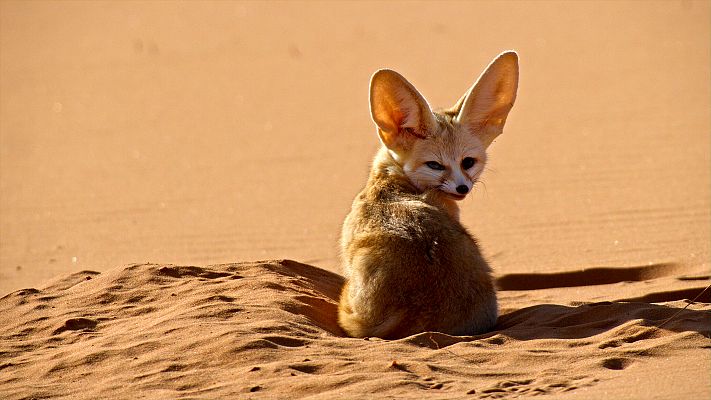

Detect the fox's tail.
xmin=338 ymin=303 xmax=405 ymax=339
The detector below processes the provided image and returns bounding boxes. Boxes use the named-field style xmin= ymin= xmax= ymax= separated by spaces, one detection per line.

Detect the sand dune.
xmin=1 ymin=260 xmax=708 ymax=399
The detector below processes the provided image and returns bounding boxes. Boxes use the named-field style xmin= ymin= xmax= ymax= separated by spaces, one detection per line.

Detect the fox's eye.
xmin=425 ymin=161 xmax=445 ymax=171
xmin=461 ymin=157 xmax=477 ymax=170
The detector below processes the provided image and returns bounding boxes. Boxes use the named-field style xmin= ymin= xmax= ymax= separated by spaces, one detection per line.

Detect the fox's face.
xmin=369 ymin=52 xmax=519 ymax=200
xmin=395 ymin=117 xmax=488 ymax=200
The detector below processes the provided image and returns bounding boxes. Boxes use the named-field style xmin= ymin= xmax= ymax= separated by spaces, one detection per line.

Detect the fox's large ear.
xmin=370 ymin=69 xmax=436 ymax=153
xmin=454 ymin=51 xmax=518 ymax=148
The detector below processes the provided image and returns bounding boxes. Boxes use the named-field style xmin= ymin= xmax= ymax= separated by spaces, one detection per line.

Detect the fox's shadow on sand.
xmin=266 ymin=260 xmax=711 ymax=341
xmin=305 ymin=261 xmax=711 ymax=343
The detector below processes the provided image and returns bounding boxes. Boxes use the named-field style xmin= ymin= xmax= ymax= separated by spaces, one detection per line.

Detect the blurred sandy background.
xmin=1 ymin=0 xmax=709 ymax=294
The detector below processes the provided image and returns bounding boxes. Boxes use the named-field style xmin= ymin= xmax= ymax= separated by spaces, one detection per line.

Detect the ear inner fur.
xmin=454 ymin=51 xmax=519 ymax=147
xmin=370 ymin=69 xmax=436 ymax=152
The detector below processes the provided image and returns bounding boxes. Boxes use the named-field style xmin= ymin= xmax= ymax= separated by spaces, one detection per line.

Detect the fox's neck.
xmin=368 ymin=146 xmax=461 ymax=221
xmin=368 ymin=147 xmax=417 ymax=193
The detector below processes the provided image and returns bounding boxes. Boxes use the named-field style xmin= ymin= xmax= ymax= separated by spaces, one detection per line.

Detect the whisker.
xmin=475 ymin=179 xmax=489 ymax=199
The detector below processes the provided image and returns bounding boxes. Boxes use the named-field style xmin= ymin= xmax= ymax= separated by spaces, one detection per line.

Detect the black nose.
xmin=456 ymin=185 xmax=469 ymax=194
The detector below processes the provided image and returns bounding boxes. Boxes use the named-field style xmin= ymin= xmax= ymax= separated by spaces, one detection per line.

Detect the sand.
xmin=1 ymin=1 xmax=709 ymax=399
xmin=1 ymin=260 xmax=709 ymax=399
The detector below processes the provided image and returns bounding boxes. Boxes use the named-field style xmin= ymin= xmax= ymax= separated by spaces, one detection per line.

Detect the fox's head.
xmin=370 ymin=51 xmax=519 ymax=200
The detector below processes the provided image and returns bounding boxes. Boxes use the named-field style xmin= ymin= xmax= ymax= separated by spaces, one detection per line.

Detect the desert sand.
xmin=1 ymin=1 xmax=709 ymax=399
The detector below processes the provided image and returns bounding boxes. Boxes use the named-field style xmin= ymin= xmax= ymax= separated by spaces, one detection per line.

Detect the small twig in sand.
xmin=427 ymin=333 xmax=481 ymax=366
xmin=656 ymin=284 xmax=711 ymax=329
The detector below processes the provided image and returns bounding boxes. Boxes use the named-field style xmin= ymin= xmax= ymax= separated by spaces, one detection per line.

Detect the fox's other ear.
xmin=370 ymin=69 xmax=436 ymax=152
xmin=454 ymin=51 xmax=518 ymax=148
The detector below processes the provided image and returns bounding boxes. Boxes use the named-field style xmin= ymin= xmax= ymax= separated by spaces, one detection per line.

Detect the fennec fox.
xmin=338 ymin=51 xmax=519 ymax=339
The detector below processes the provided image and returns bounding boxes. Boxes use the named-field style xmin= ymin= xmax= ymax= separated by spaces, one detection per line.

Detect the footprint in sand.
xmin=600 ymin=357 xmax=633 ymax=370
xmin=52 ymin=318 xmax=98 ymax=335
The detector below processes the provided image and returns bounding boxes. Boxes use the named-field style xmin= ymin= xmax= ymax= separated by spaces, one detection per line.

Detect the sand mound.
xmin=1 ymin=260 xmax=709 ymax=399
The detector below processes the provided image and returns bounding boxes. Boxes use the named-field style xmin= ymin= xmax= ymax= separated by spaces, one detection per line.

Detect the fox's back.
xmin=339 ymin=150 xmax=497 ymax=338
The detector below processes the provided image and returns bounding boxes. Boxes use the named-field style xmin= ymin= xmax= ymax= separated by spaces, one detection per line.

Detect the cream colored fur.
xmin=338 ymin=51 xmax=519 ymax=339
